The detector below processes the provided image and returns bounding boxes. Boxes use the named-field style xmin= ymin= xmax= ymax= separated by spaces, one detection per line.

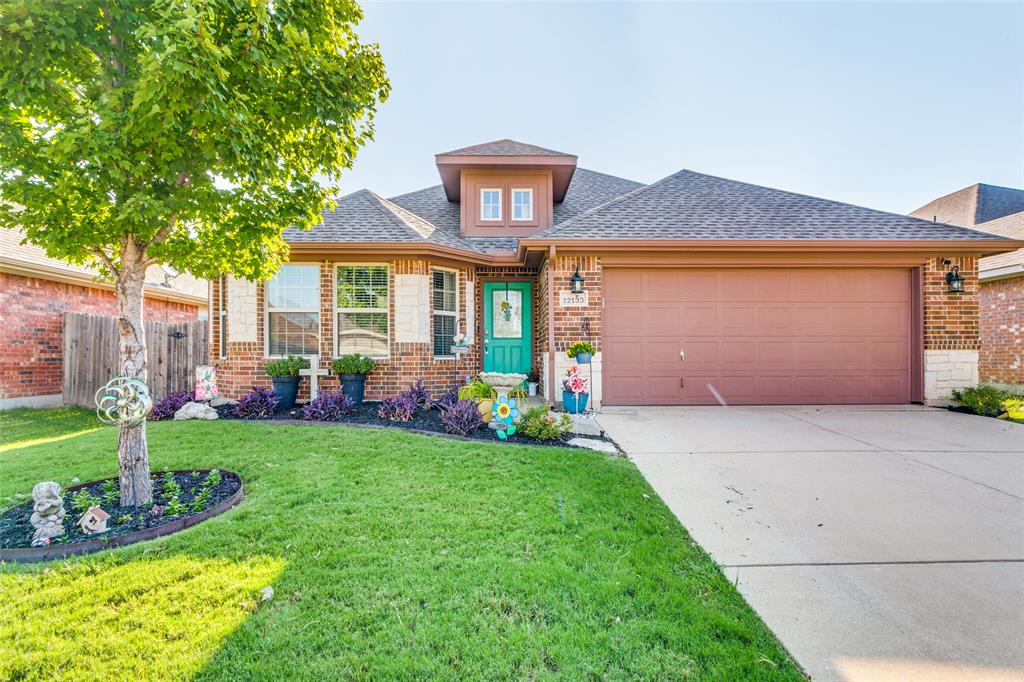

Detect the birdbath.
xmin=478 ymin=372 xmax=527 ymax=398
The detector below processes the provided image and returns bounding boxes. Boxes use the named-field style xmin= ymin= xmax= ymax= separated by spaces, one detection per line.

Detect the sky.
xmin=337 ymin=1 xmax=1023 ymax=215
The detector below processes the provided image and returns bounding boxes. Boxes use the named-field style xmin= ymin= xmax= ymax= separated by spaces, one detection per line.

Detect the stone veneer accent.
xmin=394 ymin=274 xmax=430 ymax=343
xmin=979 ymin=276 xmax=1023 ymax=389
xmin=226 ymin=276 xmax=258 ymax=343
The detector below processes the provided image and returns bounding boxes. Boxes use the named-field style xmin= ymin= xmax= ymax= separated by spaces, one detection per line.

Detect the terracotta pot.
xmin=477 ymin=398 xmax=494 ymax=423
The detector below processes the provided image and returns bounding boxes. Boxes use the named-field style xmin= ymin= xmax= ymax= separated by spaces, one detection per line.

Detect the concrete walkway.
xmin=599 ymin=405 xmax=1024 ymax=682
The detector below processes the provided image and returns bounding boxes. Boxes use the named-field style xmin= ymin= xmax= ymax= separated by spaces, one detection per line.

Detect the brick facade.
xmin=0 ymin=272 xmax=200 ymax=402
xmin=213 ymin=252 xmax=989 ymax=406
xmin=979 ymin=276 xmax=1023 ymax=387
xmin=923 ymin=256 xmax=980 ymax=351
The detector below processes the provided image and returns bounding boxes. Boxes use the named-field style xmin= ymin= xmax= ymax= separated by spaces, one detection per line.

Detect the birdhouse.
xmin=78 ymin=506 xmax=111 ymax=534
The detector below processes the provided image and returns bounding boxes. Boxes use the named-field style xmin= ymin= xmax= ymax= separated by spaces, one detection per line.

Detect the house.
xmin=210 ymin=140 xmax=1020 ymax=407
xmin=911 ymin=183 xmax=1024 ymax=393
xmin=0 ymin=228 xmax=208 ymax=409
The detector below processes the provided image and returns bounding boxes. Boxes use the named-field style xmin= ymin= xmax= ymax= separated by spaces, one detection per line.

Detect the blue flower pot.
xmin=340 ymin=374 xmax=368 ymax=405
xmin=575 ymin=352 xmax=592 ymax=365
xmin=562 ymin=390 xmax=589 ymax=414
xmin=271 ymin=376 xmax=300 ymax=409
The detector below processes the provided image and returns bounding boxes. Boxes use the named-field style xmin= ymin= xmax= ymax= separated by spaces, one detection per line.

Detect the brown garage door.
xmin=603 ymin=268 xmax=912 ymax=405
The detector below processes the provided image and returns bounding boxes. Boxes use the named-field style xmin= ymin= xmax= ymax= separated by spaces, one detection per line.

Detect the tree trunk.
xmin=116 ymin=238 xmax=153 ymax=506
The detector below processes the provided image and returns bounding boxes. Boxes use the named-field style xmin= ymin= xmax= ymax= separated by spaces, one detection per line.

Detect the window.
xmin=266 ymin=265 xmax=320 ymax=356
xmin=432 ymin=269 xmax=458 ymax=357
xmin=480 ymin=188 xmax=501 ymax=221
xmin=512 ymin=189 xmax=533 ymax=221
xmin=336 ymin=265 xmax=389 ymax=357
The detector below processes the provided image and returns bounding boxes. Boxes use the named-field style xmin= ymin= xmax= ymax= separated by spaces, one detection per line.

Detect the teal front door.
xmin=483 ymin=282 xmax=532 ymax=374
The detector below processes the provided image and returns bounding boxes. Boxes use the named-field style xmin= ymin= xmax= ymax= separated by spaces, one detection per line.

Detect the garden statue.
xmin=78 ymin=507 xmax=111 ymax=535
xmin=29 ymin=481 xmax=66 ymax=546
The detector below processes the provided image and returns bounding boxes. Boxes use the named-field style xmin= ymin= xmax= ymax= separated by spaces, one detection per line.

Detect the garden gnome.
xmin=29 ymin=481 xmax=66 ymax=546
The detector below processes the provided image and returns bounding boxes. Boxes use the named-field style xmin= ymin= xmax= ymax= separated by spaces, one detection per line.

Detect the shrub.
xmin=164 ymin=497 xmax=189 ymax=517
xmin=203 ymin=469 xmax=222 ymax=488
xmin=99 ymin=479 xmax=120 ymax=505
xmin=190 ymin=487 xmax=211 ymax=513
xmin=234 ymin=386 xmax=278 ymax=419
xmin=406 ymin=380 xmax=430 ymax=409
xmin=302 ymin=388 xmax=355 ymax=421
xmin=432 ymin=388 xmax=459 ymax=411
xmin=440 ymin=399 xmax=484 ymax=435
xmin=161 ymin=471 xmax=183 ymax=499
xmin=150 ymin=390 xmax=192 ymax=421
xmin=566 ymin=341 xmax=595 ymax=358
xmin=264 ymin=355 xmax=310 ymax=378
xmin=458 ymin=377 xmax=496 ymax=401
xmin=520 ymin=405 xmax=573 ymax=441
xmin=332 ymin=354 xmax=377 ymax=375
xmin=71 ymin=489 xmax=102 ymax=514
xmin=952 ymin=385 xmax=1015 ymax=418
xmin=378 ymin=392 xmax=417 ymax=422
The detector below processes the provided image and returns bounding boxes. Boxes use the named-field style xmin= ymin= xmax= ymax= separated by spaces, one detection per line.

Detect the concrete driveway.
xmin=599 ymin=405 xmax=1024 ymax=682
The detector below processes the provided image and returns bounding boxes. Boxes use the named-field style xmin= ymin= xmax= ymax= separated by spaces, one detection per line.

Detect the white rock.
xmin=173 ymin=401 xmax=219 ymax=420
xmin=210 ymin=397 xmax=238 ymax=407
xmin=567 ymin=437 xmax=619 ymax=454
xmin=260 ymin=586 xmax=275 ymax=601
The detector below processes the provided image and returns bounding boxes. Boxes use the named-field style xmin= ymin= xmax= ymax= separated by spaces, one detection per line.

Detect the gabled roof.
xmin=284 ymin=189 xmax=473 ymax=251
xmin=0 ymin=227 xmax=208 ymax=305
xmin=436 ymin=139 xmax=574 ymax=157
xmin=974 ymin=211 xmax=1024 ymax=277
xmin=538 ymin=170 xmax=1005 ymax=241
xmin=910 ymin=183 xmax=1024 ymax=227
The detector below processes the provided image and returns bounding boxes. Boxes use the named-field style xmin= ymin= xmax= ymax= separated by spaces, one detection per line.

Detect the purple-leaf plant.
xmin=149 ymin=390 xmax=192 ymax=421
xmin=378 ymin=392 xmax=417 ymax=422
xmin=406 ymin=379 xmax=430 ymax=410
xmin=432 ymin=388 xmax=459 ymax=412
xmin=302 ymin=389 xmax=355 ymax=421
xmin=439 ymin=399 xmax=484 ymax=436
xmin=234 ymin=386 xmax=278 ymax=419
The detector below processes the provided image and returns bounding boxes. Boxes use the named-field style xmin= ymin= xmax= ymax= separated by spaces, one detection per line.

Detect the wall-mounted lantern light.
xmin=570 ymin=265 xmax=585 ymax=294
xmin=945 ymin=263 xmax=964 ymax=293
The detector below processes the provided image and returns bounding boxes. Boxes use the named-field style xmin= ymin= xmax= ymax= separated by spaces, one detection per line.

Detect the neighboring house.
xmin=911 ymin=183 xmax=1024 ymax=392
xmin=0 ymin=228 xmax=208 ymax=409
xmin=211 ymin=139 xmax=1020 ymax=407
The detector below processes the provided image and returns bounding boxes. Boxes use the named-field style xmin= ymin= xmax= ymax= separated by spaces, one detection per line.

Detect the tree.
xmin=0 ymin=1 xmax=389 ymax=505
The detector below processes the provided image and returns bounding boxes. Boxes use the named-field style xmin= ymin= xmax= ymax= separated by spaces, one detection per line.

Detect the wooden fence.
xmin=63 ymin=313 xmax=209 ymax=406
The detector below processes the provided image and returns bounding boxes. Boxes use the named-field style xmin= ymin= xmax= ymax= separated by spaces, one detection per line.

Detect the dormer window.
xmin=481 ymin=189 xmax=501 ymax=221
xmin=512 ymin=189 xmax=533 ymax=221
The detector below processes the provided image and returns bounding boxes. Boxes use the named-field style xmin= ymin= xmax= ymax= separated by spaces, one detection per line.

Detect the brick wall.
xmin=214 ymin=259 xmax=482 ymax=401
xmin=979 ymin=276 xmax=1023 ymax=387
xmin=0 ymin=272 xmax=200 ymax=401
xmin=923 ymin=256 xmax=979 ymax=351
xmin=922 ymin=256 xmax=981 ymax=401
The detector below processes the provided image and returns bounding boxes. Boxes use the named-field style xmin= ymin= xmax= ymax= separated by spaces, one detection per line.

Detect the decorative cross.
xmin=299 ymin=355 xmax=330 ymax=400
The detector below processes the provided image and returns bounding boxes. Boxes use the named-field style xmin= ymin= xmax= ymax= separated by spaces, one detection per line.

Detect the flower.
xmin=562 ymin=366 xmax=589 ymax=396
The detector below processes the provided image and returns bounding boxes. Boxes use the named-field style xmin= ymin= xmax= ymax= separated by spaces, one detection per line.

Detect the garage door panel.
xmin=603 ymin=268 xmax=912 ymax=406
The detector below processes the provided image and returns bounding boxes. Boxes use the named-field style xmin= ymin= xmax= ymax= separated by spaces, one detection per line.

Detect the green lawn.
xmin=0 ymin=408 xmax=802 ymax=681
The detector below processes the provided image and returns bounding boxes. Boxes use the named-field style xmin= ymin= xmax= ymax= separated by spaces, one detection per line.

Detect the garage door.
xmin=602 ymin=268 xmax=912 ymax=405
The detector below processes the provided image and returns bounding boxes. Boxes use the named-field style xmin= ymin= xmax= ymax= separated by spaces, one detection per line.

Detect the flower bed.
xmin=0 ymin=470 xmax=243 ymax=561
xmin=213 ymin=397 xmax=618 ymax=451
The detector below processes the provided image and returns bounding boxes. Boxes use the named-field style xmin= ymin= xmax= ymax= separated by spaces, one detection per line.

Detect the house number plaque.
xmin=559 ymin=291 xmax=589 ymax=307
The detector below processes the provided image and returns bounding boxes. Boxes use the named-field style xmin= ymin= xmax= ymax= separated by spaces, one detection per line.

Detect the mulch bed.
xmin=0 ymin=470 xmax=242 ymax=554
xmin=213 ymin=401 xmax=618 ymax=451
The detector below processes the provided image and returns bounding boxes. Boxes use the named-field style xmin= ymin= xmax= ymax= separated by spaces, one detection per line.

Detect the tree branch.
xmin=92 ymin=247 xmax=119 ymax=278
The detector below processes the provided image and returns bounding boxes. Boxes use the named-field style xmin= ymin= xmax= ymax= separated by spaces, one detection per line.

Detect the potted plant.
xmin=567 ymin=341 xmax=595 ymax=365
xmin=331 ymin=354 xmax=377 ymax=405
xmin=458 ymin=376 xmax=497 ymax=423
xmin=562 ymin=366 xmax=589 ymax=414
xmin=264 ymin=356 xmax=310 ymax=409
xmin=526 ymin=367 xmax=540 ymax=397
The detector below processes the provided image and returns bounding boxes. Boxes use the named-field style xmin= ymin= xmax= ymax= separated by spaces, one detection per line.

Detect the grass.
xmin=0 ymin=408 xmax=802 ymax=681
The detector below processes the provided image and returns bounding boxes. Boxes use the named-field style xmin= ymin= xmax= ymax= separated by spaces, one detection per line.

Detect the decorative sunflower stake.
xmin=491 ymin=395 xmax=520 ymax=440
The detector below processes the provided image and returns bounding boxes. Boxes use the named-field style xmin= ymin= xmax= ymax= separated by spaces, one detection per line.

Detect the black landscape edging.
xmin=0 ymin=470 xmax=244 ymax=564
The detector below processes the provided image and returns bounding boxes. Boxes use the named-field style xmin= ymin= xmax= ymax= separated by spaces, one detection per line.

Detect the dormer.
xmin=435 ymin=139 xmax=577 ymax=237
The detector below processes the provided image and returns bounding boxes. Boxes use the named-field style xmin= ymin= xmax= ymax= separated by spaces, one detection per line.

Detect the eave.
xmin=517 ymin=237 xmax=1024 ymax=259
xmin=286 ymin=241 xmax=522 ymax=266
xmin=435 ymin=154 xmax=578 ymax=202
xmin=0 ymin=258 xmax=208 ymax=307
